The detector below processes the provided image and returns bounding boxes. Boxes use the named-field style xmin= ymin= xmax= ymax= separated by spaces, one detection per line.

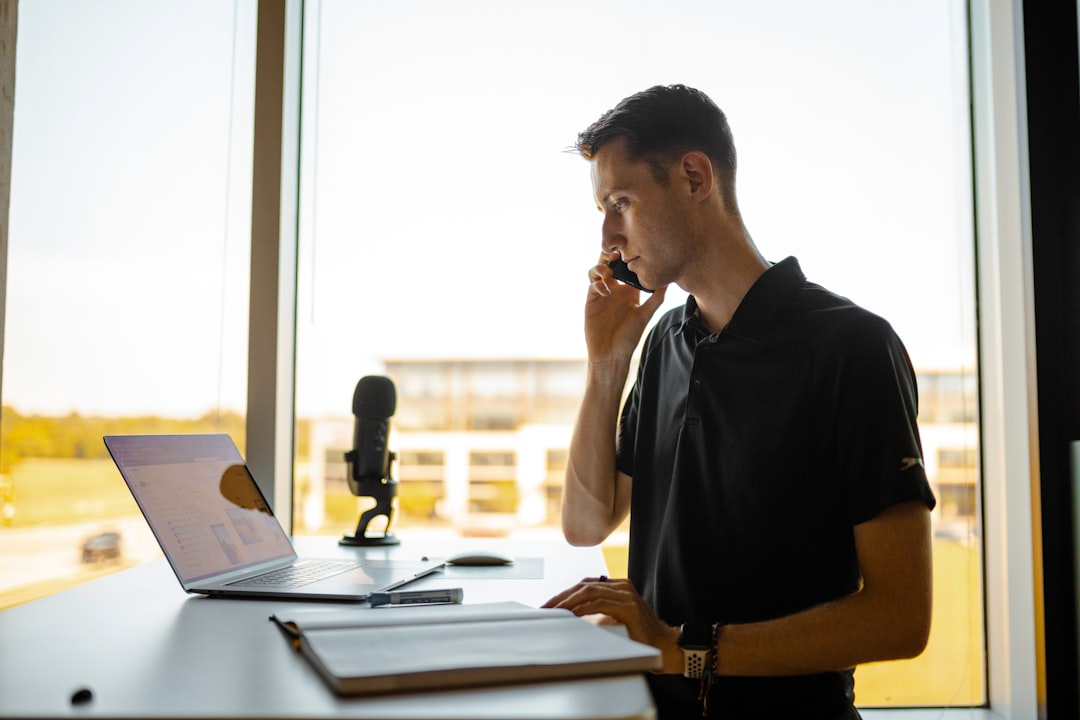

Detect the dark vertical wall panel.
xmin=1024 ymin=1 xmax=1080 ymax=717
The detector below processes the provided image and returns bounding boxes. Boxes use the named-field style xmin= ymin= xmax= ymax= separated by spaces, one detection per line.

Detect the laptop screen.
xmin=105 ymin=434 xmax=297 ymax=583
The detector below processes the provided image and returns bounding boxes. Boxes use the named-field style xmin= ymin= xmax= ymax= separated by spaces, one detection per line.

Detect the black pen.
xmin=368 ymin=588 xmax=464 ymax=607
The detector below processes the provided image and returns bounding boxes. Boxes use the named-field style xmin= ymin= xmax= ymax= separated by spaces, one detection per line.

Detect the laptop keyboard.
xmin=227 ymin=559 xmax=363 ymax=588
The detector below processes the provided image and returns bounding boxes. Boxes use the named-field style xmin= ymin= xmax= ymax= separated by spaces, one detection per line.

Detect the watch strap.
xmin=683 ymin=646 xmax=709 ymax=679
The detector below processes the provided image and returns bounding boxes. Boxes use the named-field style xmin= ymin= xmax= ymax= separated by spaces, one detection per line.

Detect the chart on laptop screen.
xmin=115 ymin=437 xmax=296 ymax=582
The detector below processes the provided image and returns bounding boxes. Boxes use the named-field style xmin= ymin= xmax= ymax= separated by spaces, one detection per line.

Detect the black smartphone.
xmin=608 ymin=258 xmax=653 ymax=293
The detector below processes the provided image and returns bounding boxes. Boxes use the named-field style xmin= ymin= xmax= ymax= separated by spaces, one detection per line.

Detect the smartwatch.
xmin=677 ymin=623 xmax=713 ymax=679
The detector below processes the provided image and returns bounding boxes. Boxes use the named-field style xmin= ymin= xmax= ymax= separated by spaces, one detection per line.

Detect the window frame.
xmin=246 ymin=0 xmax=303 ymax=524
xmin=968 ymin=0 xmax=1041 ymax=715
xmin=0 ymin=2 xmax=14 ymax=404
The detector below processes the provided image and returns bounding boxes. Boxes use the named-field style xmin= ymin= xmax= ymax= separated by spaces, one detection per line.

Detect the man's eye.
xmin=613 ymin=198 xmax=629 ymax=212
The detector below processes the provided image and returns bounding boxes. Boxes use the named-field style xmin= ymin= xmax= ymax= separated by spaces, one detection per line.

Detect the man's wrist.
xmin=657 ymin=624 xmax=684 ymax=674
xmin=586 ymin=358 xmax=632 ymax=388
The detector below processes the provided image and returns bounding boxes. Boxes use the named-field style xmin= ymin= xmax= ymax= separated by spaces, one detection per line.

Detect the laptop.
xmin=104 ymin=433 xmax=442 ymax=601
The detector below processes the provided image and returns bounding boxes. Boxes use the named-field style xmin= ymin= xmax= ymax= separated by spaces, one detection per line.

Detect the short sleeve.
xmin=828 ymin=318 xmax=937 ymax=525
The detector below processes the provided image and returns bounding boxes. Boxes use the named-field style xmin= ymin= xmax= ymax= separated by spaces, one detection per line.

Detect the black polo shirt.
xmin=616 ymin=257 xmax=936 ymax=718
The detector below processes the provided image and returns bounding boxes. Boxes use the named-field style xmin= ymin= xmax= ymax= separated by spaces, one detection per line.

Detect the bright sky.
xmin=4 ymin=0 xmax=974 ymax=418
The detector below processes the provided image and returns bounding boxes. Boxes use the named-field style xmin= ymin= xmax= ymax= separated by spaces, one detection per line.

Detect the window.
xmin=0 ymin=0 xmax=1004 ymax=712
xmin=292 ymin=0 xmax=982 ymax=707
xmin=0 ymin=1 xmax=256 ymax=608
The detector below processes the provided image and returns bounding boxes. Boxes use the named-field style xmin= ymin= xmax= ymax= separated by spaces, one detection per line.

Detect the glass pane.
xmin=294 ymin=0 xmax=982 ymax=706
xmin=1 ymin=0 xmax=256 ymax=609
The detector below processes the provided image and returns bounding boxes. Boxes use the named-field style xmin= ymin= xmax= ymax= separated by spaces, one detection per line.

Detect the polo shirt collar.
xmin=678 ymin=256 xmax=805 ymax=341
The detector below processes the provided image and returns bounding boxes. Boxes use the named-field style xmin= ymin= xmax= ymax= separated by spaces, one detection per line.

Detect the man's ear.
xmin=679 ymin=151 xmax=715 ymax=202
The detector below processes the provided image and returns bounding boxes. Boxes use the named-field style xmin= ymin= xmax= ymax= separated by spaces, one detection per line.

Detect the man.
xmin=542 ymin=85 xmax=936 ymax=719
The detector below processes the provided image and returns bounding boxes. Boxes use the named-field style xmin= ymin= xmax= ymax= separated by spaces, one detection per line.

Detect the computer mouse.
xmin=70 ymin=687 xmax=94 ymax=705
xmin=444 ymin=549 xmax=515 ymax=566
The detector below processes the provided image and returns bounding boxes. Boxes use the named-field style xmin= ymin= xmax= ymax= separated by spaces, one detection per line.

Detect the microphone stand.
xmin=339 ymin=449 xmax=401 ymax=546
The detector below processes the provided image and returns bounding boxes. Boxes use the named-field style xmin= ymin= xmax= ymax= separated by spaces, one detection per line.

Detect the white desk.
xmin=0 ymin=536 xmax=656 ymax=719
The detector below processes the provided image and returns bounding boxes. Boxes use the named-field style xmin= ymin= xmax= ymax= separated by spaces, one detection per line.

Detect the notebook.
xmin=104 ymin=433 xmax=442 ymax=601
xmin=270 ymin=601 xmax=662 ymax=695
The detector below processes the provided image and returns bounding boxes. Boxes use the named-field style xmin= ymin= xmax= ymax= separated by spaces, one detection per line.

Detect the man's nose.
xmin=601 ymin=215 xmax=625 ymax=253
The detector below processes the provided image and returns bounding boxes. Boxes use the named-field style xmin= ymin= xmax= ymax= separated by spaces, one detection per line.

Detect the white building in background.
xmin=300 ymin=359 xmax=979 ymax=540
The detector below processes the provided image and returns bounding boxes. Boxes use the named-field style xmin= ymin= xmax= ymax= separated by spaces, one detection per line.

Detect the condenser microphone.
xmin=347 ymin=375 xmax=396 ymax=493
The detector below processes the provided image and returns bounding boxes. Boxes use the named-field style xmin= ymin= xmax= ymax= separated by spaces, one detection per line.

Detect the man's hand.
xmin=542 ymin=576 xmax=683 ymax=674
xmin=585 ymin=251 xmax=667 ymax=367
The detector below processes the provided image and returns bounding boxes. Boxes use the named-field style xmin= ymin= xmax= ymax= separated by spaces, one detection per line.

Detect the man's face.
xmin=590 ymin=138 xmax=691 ymax=292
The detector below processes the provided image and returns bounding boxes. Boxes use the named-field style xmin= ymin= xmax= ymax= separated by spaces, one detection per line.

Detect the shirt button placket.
xmin=691 ymin=343 xmax=708 ymax=392
xmin=686 ymin=337 xmax=712 ymax=419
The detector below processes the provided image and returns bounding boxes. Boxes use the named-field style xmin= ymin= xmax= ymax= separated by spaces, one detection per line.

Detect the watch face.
xmin=678 ymin=623 xmax=712 ymax=649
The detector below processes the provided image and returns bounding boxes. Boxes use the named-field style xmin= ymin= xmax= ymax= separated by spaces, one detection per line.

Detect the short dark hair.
xmin=576 ymin=84 xmax=738 ymax=209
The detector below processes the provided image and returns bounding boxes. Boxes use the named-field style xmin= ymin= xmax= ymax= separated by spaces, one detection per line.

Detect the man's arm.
xmin=546 ymin=500 xmax=933 ymax=675
xmin=561 ymin=361 xmax=634 ymax=546
xmin=713 ymin=500 xmax=933 ymax=675
xmin=561 ymin=253 xmax=666 ymax=547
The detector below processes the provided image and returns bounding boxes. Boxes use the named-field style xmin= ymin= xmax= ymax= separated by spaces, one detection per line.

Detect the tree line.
xmin=0 ymin=406 xmax=246 ymax=474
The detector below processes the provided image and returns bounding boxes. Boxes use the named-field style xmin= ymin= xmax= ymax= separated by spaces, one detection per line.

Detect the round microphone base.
xmin=339 ymin=532 xmax=400 ymax=547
